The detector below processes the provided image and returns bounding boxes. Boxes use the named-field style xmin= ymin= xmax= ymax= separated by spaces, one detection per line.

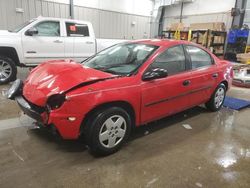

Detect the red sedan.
xmin=8 ymin=40 xmax=233 ymax=155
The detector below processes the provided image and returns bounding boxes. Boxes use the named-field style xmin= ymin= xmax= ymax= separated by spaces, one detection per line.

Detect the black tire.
xmin=205 ymin=83 xmax=226 ymax=112
xmin=0 ymin=56 xmax=17 ymax=85
xmin=84 ymin=107 xmax=132 ymax=156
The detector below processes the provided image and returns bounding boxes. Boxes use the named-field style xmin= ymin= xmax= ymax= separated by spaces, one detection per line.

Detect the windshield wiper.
xmin=94 ymin=65 xmax=127 ymax=75
xmin=94 ymin=67 xmax=119 ymax=75
xmin=101 ymin=69 xmax=119 ymax=75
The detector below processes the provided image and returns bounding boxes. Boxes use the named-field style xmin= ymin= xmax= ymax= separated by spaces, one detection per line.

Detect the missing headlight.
xmin=47 ymin=94 xmax=66 ymax=110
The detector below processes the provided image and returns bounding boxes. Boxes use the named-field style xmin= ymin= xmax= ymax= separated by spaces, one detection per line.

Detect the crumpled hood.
xmin=23 ymin=60 xmax=114 ymax=106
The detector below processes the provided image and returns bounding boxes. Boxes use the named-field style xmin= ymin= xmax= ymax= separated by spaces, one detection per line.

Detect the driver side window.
xmin=150 ymin=45 xmax=186 ymax=76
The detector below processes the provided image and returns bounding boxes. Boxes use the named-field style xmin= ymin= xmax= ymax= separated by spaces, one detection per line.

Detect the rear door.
xmin=22 ymin=20 xmax=64 ymax=65
xmin=184 ymin=45 xmax=218 ymax=106
xmin=140 ymin=45 xmax=192 ymax=124
xmin=65 ymin=22 xmax=95 ymax=62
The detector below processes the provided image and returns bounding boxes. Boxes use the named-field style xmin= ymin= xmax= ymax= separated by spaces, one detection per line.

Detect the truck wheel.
xmin=0 ymin=56 xmax=17 ymax=84
xmin=85 ymin=107 xmax=132 ymax=156
xmin=205 ymin=84 xmax=226 ymax=112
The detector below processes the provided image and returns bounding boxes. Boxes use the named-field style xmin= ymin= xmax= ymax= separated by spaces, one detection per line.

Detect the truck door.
xmin=65 ymin=22 xmax=95 ymax=62
xmin=22 ymin=20 xmax=65 ymax=65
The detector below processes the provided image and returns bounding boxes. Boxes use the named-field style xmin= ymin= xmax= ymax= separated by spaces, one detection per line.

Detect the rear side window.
xmin=186 ymin=46 xmax=213 ymax=69
xmin=66 ymin=22 xmax=89 ymax=37
xmin=150 ymin=45 xmax=186 ymax=76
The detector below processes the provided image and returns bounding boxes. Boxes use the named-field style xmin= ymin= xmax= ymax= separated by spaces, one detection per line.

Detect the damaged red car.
xmin=8 ymin=40 xmax=233 ymax=155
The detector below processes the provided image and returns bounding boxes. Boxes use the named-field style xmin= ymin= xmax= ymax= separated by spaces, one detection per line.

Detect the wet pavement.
xmin=0 ymin=68 xmax=250 ymax=188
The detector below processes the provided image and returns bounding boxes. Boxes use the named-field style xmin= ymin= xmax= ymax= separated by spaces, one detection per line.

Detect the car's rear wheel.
xmin=85 ymin=107 xmax=132 ymax=156
xmin=205 ymin=83 xmax=226 ymax=112
xmin=0 ymin=56 xmax=17 ymax=85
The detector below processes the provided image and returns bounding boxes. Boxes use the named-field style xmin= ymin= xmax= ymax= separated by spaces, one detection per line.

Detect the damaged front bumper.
xmin=8 ymin=79 xmax=49 ymax=123
xmin=7 ymin=79 xmax=23 ymax=100
xmin=16 ymin=96 xmax=46 ymax=122
xmin=7 ymin=79 xmax=82 ymax=140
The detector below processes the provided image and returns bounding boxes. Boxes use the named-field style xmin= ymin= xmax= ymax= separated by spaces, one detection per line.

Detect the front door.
xmin=22 ymin=20 xmax=65 ymax=65
xmin=141 ymin=45 xmax=192 ymax=124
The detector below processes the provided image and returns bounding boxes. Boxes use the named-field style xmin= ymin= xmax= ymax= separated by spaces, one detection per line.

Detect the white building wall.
xmin=163 ymin=0 xmax=236 ymax=31
xmin=243 ymin=0 xmax=250 ymax=44
xmin=0 ymin=0 xmax=153 ymax=39
xmin=44 ymin=0 xmax=154 ymax=16
xmin=244 ymin=0 xmax=250 ymax=27
xmin=167 ymin=0 xmax=235 ymax=15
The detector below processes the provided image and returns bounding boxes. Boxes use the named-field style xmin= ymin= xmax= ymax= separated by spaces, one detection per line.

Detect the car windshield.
xmin=9 ymin=19 xmax=36 ymax=33
xmin=83 ymin=43 xmax=158 ymax=75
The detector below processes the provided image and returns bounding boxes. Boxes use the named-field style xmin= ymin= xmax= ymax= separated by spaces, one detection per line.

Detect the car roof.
xmin=132 ymin=39 xmax=197 ymax=47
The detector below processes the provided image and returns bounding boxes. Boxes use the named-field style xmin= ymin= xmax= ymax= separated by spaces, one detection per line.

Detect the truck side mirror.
xmin=25 ymin=27 xmax=38 ymax=36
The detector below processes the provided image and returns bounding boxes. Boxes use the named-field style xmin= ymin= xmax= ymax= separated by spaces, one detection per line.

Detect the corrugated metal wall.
xmin=163 ymin=12 xmax=233 ymax=30
xmin=244 ymin=0 xmax=250 ymax=27
xmin=161 ymin=0 xmax=234 ymax=31
xmin=0 ymin=0 xmax=151 ymax=39
xmin=244 ymin=0 xmax=250 ymax=44
xmin=0 ymin=0 xmax=69 ymax=31
xmin=74 ymin=6 xmax=151 ymax=39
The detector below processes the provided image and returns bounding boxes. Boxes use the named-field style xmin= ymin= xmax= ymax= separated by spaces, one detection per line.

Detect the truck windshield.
xmin=9 ymin=19 xmax=36 ymax=33
xmin=84 ymin=43 xmax=158 ymax=75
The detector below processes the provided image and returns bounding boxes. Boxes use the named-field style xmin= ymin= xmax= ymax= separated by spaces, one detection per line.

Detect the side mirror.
xmin=142 ymin=68 xmax=168 ymax=81
xmin=25 ymin=27 xmax=38 ymax=36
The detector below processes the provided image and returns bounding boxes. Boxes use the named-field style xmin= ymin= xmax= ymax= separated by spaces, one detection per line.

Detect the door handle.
xmin=212 ymin=73 xmax=218 ymax=78
xmin=183 ymin=80 xmax=191 ymax=86
xmin=54 ymin=40 xmax=63 ymax=43
xmin=86 ymin=41 xmax=94 ymax=44
xmin=26 ymin=51 xmax=36 ymax=54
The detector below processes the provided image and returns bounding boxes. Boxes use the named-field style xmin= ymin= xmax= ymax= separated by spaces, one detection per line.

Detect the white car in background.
xmin=233 ymin=65 xmax=250 ymax=88
xmin=0 ymin=16 xmax=126 ymax=84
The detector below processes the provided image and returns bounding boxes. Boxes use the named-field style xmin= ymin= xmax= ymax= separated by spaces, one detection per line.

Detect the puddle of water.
xmin=222 ymin=171 xmax=239 ymax=182
xmin=202 ymin=107 xmax=250 ymax=183
xmin=217 ymin=154 xmax=237 ymax=168
xmin=182 ymin=124 xmax=192 ymax=130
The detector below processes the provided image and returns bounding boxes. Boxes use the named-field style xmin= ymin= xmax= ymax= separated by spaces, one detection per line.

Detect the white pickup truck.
xmin=0 ymin=16 xmax=126 ymax=84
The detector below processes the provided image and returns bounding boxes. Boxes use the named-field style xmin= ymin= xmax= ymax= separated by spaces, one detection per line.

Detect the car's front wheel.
xmin=205 ymin=83 xmax=226 ymax=111
xmin=85 ymin=107 xmax=132 ymax=156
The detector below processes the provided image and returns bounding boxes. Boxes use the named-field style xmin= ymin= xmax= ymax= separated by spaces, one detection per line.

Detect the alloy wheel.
xmin=0 ymin=60 xmax=12 ymax=82
xmin=99 ymin=115 xmax=127 ymax=148
xmin=214 ymin=87 xmax=225 ymax=108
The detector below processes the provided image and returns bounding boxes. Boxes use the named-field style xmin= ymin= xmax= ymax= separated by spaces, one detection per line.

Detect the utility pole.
xmin=70 ymin=0 xmax=74 ymax=19
xmin=180 ymin=0 xmax=184 ymax=23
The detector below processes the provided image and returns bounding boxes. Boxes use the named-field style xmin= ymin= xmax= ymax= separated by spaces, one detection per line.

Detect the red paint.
xmin=69 ymin=25 xmax=76 ymax=32
xmin=23 ymin=60 xmax=114 ymax=106
xmin=22 ymin=40 xmax=232 ymax=139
